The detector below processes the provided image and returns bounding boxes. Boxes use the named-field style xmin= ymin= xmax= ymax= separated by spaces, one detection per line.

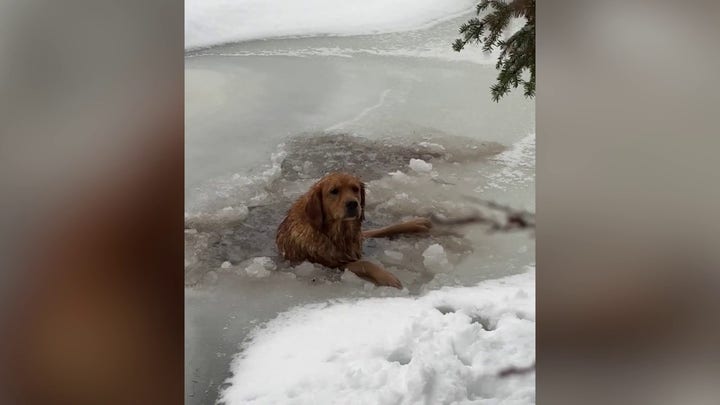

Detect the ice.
xmin=203 ymin=270 xmax=219 ymax=285
xmin=186 ymin=0 xmax=477 ymax=49
xmin=220 ymin=205 xmax=249 ymax=221
xmin=220 ymin=269 xmax=535 ymax=405
xmin=480 ymin=133 xmax=536 ymax=193
xmin=292 ymin=261 xmax=323 ymax=278
xmin=280 ymin=272 xmax=297 ymax=280
xmin=185 ymin=142 xmax=288 ymax=215
xmin=409 ymin=158 xmax=432 ymax=173
xmin=185 ymin=204 xmax=250 ymax=227
xmin=243 ymin=257 xmax=276 ymax=278
xmin=195 ymin=42 xmax=497 ymax=64
xmin=388 ymin=170 xmax=412 ymax=183
xmin=422 ymin=243 xmax=451 ymax=274
xmin=302 ymin=161 xmax=313 ymax=174
xmin=340 ymin=270 xmax=371 ymax=287
xmin=384 ymin=250 xmax=404 ymax=261
xmin=418 ymin=141 xmax=446 ymax=153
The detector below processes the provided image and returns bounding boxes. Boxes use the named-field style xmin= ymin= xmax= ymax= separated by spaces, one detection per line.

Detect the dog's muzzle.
xmin=344 ymin=200 xmax=359 ymax=219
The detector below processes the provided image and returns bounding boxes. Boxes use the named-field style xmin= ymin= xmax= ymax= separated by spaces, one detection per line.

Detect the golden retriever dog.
xmin=276 ymin=172 xmax=432 ymax=288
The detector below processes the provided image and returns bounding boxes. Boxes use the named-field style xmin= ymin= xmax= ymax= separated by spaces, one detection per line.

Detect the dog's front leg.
xmin=362 ymin=217 xmax=432 ymax=239
xmin=345 ymin=260 xmax=402 ymax=289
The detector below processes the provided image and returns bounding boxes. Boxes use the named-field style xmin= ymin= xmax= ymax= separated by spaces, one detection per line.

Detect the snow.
xmin=220 ymin=269 xmax=535 ymax=404
xmin=186 ymin=0 xmax=477 ymax=49
xmin=409 ymin=158 xmax=433 ymax=173
xmin=423 ymin=243 xmax=451 ymax=274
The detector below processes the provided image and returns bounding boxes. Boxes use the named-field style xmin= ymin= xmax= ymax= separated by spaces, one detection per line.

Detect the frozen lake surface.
xmin=185 ymin=12 xmax=534 ymax=405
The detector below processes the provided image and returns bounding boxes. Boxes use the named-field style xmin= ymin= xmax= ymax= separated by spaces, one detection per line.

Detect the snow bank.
xmin=220 ymin=269 xmax=535 ymax=404
xmin=186 ymin=0 xmax=476 ymax=49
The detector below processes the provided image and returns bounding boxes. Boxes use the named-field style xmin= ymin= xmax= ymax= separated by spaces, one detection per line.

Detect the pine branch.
xmin=453 ymin=0 xmax=535 ymax=101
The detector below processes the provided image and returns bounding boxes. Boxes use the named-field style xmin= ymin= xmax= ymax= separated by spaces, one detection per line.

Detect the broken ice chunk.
xmin=293 ymin=261 xmax=321 ymax=278
xmin=219 ymin=205 xmax=249 ymax=221
xmin=388 ymin=170 xmax=411 ymax=182
xmin=422 ymin=243 xmax=451 ymax=273
xmin=409 ymin=158 xmax=432 ymax=173
xmin=244 ymin=257 xmax=276 ymax=278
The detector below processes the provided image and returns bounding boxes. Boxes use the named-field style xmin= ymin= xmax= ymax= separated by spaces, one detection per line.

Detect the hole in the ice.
xmin=471 ymin=315 xmax=495 ymax=331
xmin=435 ymin=305 xmax=456 ymax=315
xmin=388 ymin=350 xmax=412 ymax=365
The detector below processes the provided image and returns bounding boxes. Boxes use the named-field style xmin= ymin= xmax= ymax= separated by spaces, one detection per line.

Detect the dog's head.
xmin=304 ymin=172 xmax=365 ymax=230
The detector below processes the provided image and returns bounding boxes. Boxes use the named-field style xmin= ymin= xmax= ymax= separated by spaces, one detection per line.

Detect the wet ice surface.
xmin=185 ymin=13 xmax=534 ymax=405
xmin=184 ymin=133 xmax=535 ymax=285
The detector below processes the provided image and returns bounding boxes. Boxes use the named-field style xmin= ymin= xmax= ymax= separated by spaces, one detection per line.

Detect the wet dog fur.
xmin=276 ymin=172 xmax=431 ymax=288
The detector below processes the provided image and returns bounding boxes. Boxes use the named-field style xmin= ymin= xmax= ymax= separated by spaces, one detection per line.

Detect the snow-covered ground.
xmin=219 ymin=269 xmax=535 ymax=405
xmin=185 ymin=2 xmax=534 ymax=404
xmin=186 ymin=0 xmax=477 ymax=50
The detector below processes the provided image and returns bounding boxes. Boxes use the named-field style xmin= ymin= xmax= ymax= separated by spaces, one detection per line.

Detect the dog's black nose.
xmin=346 ymin=200 xmax=359 ymax=209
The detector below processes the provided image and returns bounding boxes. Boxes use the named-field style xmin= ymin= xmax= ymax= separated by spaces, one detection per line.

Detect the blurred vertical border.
xmin=0 ymin=1 xmax=183 ymax=404
xmin=537 ymin=0 xmax=720 ymax=404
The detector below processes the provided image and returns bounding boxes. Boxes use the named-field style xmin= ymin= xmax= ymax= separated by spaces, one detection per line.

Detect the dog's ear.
xmin=305 ymin=187 xmax=324 ymax=230
xmin=360 ymin=182 xmax=366 ymax=222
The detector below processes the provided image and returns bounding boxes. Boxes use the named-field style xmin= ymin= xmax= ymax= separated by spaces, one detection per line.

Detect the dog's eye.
xmin=351 ymin=186 xmax=359 ymax=193
xmin=329 ymin=188 xmax=339 ymax=195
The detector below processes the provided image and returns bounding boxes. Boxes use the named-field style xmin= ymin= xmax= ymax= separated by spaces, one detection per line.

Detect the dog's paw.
xmin=367 ymin=264 xmax=403 ymax=289
xmin=375 ymin=271 xmax=403 ymax=289
xmin=404 ymin=217 xmax=432 ymax=233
